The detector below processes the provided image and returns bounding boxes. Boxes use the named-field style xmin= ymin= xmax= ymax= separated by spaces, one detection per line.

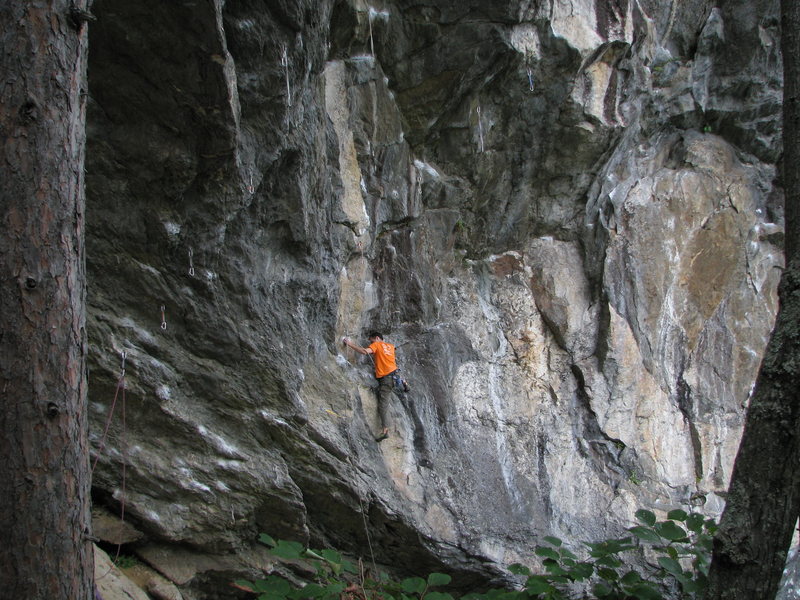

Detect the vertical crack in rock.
xmin=677 ymin=371 xmax=705 ymax=483
xmin=570 ymin=363 xmax=627 ymax=485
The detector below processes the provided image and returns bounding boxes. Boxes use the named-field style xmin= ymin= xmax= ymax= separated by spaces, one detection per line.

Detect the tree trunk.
xmin=705 ymin=1 xmax=800 ymax=598
xmin=0 ymin=2 xmax=93 ymax=598
xmin=784 ymin=0 xmax=800 ymax=261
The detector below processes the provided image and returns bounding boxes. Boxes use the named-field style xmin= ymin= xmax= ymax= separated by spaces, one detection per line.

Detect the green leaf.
xmin=629 ymin=526 xmax=661 ymax=543
xmin=595 ymin=555 xmax=623 ymax=569
xmin=559 ymin=547 xmax=578 ymax=560
xmin=401 ymin=577 xmax=427 ymax=595
xmin=255 ymin=577 xmax=292 ymax=595
xmin=694 ymin=554 xmax=712 ymax=575
xmin=657 ymin=557 xmax=683 ymax=576
xmin=425 ymin=593 xmax=454 ymax=600
xmin=635 ymin=509 xmax=656 ymax=526
xmin=667 ymin=509 xmax=688 ymax=522
xmin=665 ymin=546 xmax=678 ymax=560
xmin=427 ymin=573 xmax=452 ymax=587
xmin=694 ymin=571 xmax=709 ymax=589
xmin=322 ymin=582 xmax=345 ymax=598
xmin=685 ymin=513 xmax=705 ymax=534
xmin=341 ymin=559 xmax=359 ymax=574
xmin=297 ymin=584 xmax=327 ymax=598
xmin=654 ymin=521 xmax=688 ymax=542
xmin=593 ymin=582 xmax=613 ymax=597
xmin=523 ymin=576 xmax=552 ymax=595
xmin=697 ymin=536 xmax=714 ymax=552
xmin=568 ymin=562 xmax=593 ymax=580
xmin=597 ymin=567 xmax=619 ymax=582
xmin=271 ymin=540 xmax=305 ymax=560
xmin=535 ymin=546 xmax=560 ymax=561
xmin=542 ymin=560 xmax=568 ymax=577
xmin=620 ymin=570 xmax=642 ymax=586
xmin=259 ymin=534 xmax=277 ymax=548
xmin=319 ymin=549 xmax=342 ymax=564
xmin=628 ymin=582 xmax=664 ymax=600
xmin=680 ymin=578 xmax=702 ymax=594
xmin=588 ymin=537 xmax=634 ymax=556
xmin=508 ymin=564 xmax=531 ymax=576
xmin=543 ymin=536 xmax=562 ymax=547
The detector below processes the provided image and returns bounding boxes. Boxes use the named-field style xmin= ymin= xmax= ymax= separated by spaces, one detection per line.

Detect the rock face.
xmin=85 ymin=0 xmax=784 ymax=597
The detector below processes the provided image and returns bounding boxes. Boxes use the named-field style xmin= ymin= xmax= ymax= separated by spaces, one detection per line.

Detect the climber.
xmin=342 ymin=331 xmax=408 ymax=441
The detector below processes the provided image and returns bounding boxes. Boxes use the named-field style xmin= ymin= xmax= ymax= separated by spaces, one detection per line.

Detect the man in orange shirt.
xmin=342 ymin=331 xmax=404 ymax=441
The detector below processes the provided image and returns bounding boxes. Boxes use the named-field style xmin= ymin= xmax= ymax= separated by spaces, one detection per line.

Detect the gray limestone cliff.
xmin=84 ymin=0 xmax=786 ymax=598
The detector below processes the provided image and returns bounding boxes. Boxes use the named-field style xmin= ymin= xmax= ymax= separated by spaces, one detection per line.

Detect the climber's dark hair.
xmin=367 ymin=331 xmax=383 ymax=340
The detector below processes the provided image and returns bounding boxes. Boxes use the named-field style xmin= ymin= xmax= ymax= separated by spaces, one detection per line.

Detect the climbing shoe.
xmin=375 ymin=429 xmax=389 ymax=442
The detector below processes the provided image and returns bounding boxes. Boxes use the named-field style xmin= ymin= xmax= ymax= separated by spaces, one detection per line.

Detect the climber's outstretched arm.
xmin=342 ymin=337 xmax=373 ymax=355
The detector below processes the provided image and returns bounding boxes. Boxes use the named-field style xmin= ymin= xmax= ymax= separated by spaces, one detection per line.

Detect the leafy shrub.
xmin=112 ymin=554 xmax=141 ymax=569
xmin=233 ymin=509 xmax=716 ymax=600
xmin=505 ymin=508 xmax=716 ymax=599
xmin=233 ymin=534 xmax=454 ymax=600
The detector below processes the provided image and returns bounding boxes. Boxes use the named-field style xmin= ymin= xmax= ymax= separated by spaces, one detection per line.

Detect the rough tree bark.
xmin=705 ymin=1 xmax=800 ymax=598
xmin=0 ymin=2 xmax=93 ymax=598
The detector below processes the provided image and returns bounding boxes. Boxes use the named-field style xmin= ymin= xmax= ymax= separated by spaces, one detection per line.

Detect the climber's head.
xmin=367 ymin=331 xmax=383 ymax=342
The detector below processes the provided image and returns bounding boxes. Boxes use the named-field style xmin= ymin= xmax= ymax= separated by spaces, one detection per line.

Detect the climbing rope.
xmin=281 ymin=44 xmax=292 ymax=107
xmin=344 ymin=437 xmax=379 ymax=577
xmin=338 ymin=366 xmax=380 ymax=576
xmin=92 ymin=350 xmax=129 ymax=578
xmin=368 ymin=10 xmax=376 ymax=58
xmin=358 ymin=494 xmax=379 ymax=577
xmin=476 ymin=105 xmax=485 ymax=153
xmin=340 ymin=339 xmax=390 ymax=577
xmin=91 ymin=351 xmax=126 ymax=476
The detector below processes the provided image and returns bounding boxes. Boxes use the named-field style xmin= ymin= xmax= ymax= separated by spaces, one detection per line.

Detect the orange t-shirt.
xmin=368 ymin=341 xmax=398 ymax=379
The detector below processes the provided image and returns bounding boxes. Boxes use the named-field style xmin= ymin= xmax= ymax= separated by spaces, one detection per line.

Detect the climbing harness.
xmin=392 ymin=370 xmax=409 ymax=393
